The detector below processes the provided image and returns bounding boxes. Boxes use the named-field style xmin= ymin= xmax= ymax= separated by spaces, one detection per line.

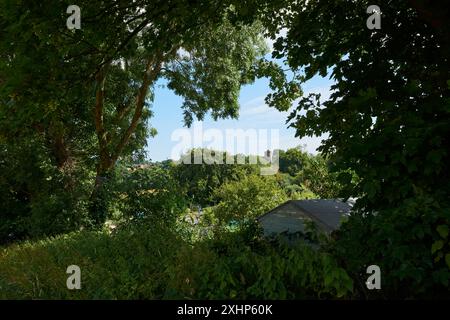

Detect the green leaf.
xmin=445 ymin=254 xmax=450 ymax=269
xmin=437 ymin=225 xmax=449 ymax=239
xmin=431 ymin=240 xmax=444 ymax=254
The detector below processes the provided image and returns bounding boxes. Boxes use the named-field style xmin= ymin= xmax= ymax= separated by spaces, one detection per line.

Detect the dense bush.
xmin=331 ymin=194 xmax=450 ymax=299
xmin=0 ymin=222 xmax=353 ymax=299
xmin=0 ymin=223 xmax=183 ymax=299
xmin=165 ymin=227 xmax=353 ymax=299
xmin=0 ymin=138 xmax=91 ymax=245
xmin=109 ymin=164 xmax=188 ymax=226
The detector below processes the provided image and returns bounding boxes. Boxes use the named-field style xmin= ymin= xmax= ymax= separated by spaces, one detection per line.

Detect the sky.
xmin=145 ymin=54 xmax=333 ymax=162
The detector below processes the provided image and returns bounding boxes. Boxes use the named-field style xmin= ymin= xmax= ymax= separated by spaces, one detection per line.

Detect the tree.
xmin=276 ymin=147 xmax=344 ymax=199
xmin=264 ymin=0 xmax=450 ymax=297
xmin=277 ymin=147 xmax=309 ymax=176
xmin=111 ymin=164 xmax=187 ymax=226
xmin=295 ymin=154 xmax=344 ymax=199
xmin=171 ymin=149 xmax=258 ymax=207
xmin=212 ymin=174 xmax=287 ymax=226
xmin=1 ymin=1 xmax=296 ymax=226
xmin=267 ymin=0 xmax=450 ymax=211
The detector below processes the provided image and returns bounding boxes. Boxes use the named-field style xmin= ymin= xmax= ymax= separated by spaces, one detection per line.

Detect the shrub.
xmin=212 ymin=174 xmax=288 ymax=226
xmin=0 ymin=224 xmax=184 ymax=299
xmin=165 ymin=229 xmax=353 ymax=299
xmin=0 ymin=222 xmax=353 ymax=300
xmin=110 ymin=165 xmax=188 ymax=226
xmin=331 ymin=193 xmax=450 ymax=299
xmin=0 ymin=138 xmax=91 ymax=245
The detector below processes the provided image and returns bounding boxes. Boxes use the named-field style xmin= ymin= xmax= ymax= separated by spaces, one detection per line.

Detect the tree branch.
xmin=111 ymin=45 xmax=180 ymax=164
xmin=110 ymin=55 xmax=162 ymax=164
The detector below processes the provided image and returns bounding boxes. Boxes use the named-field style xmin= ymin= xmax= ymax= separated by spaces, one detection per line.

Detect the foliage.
xmin=277 ymin=147 xmax=309 ymax=176
xmin=0 ymin=137 xmax=91 ymax=245
xmin=274 ymin=173 xmax=316 ymax=199
xmin=1 ymin=1 xmax=288 ymax=226
xmin=264 ymin=0 xmax=450 ymax=298
xmin=211 ymin=174 xmax=288 ymax=226
xmin=331 ymin=194 xmax=450 ymax=298
xmin=0 ymin=223 xmax=183 ymax=299
xmin=0 ymin=224 xmax=353 ymax=300
xmin=1 ymin=0 xmax=449 ymax=300
xmin=294 ymin=154 xmax=346 ymax=199
xmin=166 ymin=19 xmax=268 ymax=126
xmin=110 ymin=164 xmax=188 ymax=226
xmin=268 ymin=0 xmax=450 ymax=212
xmin=171 ymin=149 xmax=259 ymax=206
xmin=276 ymin=147 xmax=345 ymax=199
xmin=163 ymin=226 xmax=353 ymax=299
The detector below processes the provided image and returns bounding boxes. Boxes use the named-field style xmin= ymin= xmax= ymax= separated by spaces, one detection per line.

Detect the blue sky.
xmin=145 ymin=59 xmax=333 ymax=162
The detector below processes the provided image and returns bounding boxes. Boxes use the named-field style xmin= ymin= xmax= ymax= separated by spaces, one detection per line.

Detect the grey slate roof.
xmin=290 ymin=199 xmax=352 ymax=231
xmin=258 ymin=199 xmax=352 ymax=233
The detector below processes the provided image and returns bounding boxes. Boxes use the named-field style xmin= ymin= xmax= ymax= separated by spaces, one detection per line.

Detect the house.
xmin=257 ymin=199 xmax=353 ymax=238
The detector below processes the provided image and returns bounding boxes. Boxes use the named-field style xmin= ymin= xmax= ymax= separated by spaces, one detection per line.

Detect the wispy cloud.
xmin=239 ymin=95 xmax=292 ymax=125
xmin=239 ymin=84 xmax=333 ymax=125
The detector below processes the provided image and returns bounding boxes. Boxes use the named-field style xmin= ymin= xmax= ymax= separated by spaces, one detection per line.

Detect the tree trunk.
xmin=88 ymin=162 xmax=113 ymax=228
xmin=87 ymin=47 xmax=175 ymax=227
